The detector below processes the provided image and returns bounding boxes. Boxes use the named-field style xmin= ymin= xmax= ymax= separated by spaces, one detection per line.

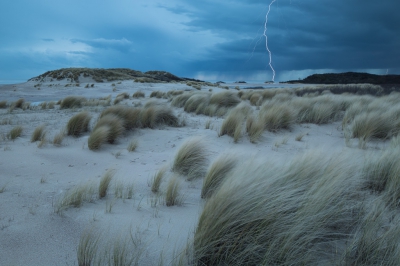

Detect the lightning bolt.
xmin=264 ymin=0 xmax=276 ymax=82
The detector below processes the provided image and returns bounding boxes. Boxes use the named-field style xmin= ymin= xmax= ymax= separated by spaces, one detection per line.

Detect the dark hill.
xmin=284 ymin=72 xmax=400 ymax=85
xmin=28 ymin=68 xmax=202 ymax=83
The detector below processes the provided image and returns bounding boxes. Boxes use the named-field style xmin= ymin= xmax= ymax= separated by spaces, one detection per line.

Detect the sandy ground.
xmin=0 ymin=80 xmax=373 ymax=265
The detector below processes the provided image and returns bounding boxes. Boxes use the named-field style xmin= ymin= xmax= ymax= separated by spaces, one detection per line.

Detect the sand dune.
xmin=1 ymin=79 xmax=399 ymax=265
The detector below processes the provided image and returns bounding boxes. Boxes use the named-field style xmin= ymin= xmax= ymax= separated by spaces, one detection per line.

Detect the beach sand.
xmin=0 ymin=79 xmax=383 ymax=265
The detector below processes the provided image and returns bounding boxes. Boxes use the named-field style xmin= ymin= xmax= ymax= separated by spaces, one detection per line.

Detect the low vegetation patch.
xmin=31 ymin=124 xmax=46 ymax=142
xmin=60 ymin=96 xmax=86 ymax=109
xmin=172 ymin=137 xmax=208 ymax=180
xmin=8 ymin=126 xmax=23 ymax=140
xmin=66 ymin=112 xmax=91 ymax=137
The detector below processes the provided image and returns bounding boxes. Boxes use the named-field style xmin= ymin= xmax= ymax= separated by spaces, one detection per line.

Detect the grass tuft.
xmin=201 ymin=155 xmax=237 ymax=199
xmin=60 ymin=96 xmax=86 ymax=109
xmin=31 ymin=124 xmax=46 ymax=142
xmin=77 ymin=228 xmax=101 ymax=266
xmin=88 ymin=126 xmax=110 ymax=150
xmin=151 ymin=166 xmax=167 ymax=193
xmin=172 ymin=137 xmax=208 ymax=180
xmin=66 ymin=112 xmax=91 ymax=137
xmin=127 ymin=139 xmax=138 ymax=152
xmin=165 ymin=176 xmax=181 ymax=206
xmin=98 ymin=170 xmax=114 ymax=199
xmin=93 ymin=114 xmax=124 ymax=144
xmin=8 ymin=126 xmax=23 ymax=140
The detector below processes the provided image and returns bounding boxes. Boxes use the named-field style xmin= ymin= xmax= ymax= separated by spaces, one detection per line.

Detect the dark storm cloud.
xmin=178 ymin=0 xmax=400 ymax=79
xmin=1 ymin=0 xmax=399 ymax=81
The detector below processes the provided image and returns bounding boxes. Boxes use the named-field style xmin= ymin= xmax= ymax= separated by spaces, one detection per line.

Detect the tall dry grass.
xmin=60 ymin=96 xmax=86 ymax=109
xmin=193 ymin=152 xmax=366 ymax=265
xmin=201 ymin=154 xmax=237 ymax=199
xmin=66 ymin=112 xmax=91 ymax=137
xmin=172 ymin=137 xmax=208 ymax=180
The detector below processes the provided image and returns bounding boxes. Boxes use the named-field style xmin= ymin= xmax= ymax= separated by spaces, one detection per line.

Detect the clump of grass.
xmin=150 ymin=91 xmax=166 ymax=98
xmin=117 ymin=92 xmax=129 ymax=99
xmin=31 ymin=124 xmax=46 ymax=142
xmin=219 ymin=109 xmax=245 ymax=142
xmin=100 ymin=106 xmax=141 ymax=130
xmin=54 ymin=183 xmax=95 ymax=214
xmin=295 ymin=132 xmax=307 ymax=141
xmin=209 ymin=91 xmax=240 ymax=108
xmin=93 ymin=114 xmax=124 ymax=144
xmin=172 ymin=137 xmax=208 ymax=180
xmin=53 ymin=131 xmax=65 ymax=146
xmin=14 ymin=98 xmax=25 ymax=108
xmin=127 ymin=139 xmax=138 ymax=152
xmin=66 ymin=112 xmax=91 ymax=137
xmin=151 ymin=167 xmax=167 ymax=193
xmin=201 ymin=155 xmax=237 ymax=199
xmin=246 ymin=115 xmax=265 ymax=143
xmin=60 ymin=96 xmax=86 ymax=109
xmin=363 ymin=149 xmax=400 ymax=207
xmin=193 ymin=152 xmax=364 ymax=265
xmin=99 ymin=170 xmax=114 ymax=199
xmin=77 ymin=228 xmax=101 ymax=266
xmin=165 ymin=176 xmax=181 ymax=206
xmin=0 ymin=101 xmax=7 ymax=108
xmin=184 ymin=93 xmax=210 ymax=113
xmin=132 ymin=91 xmax=145 ymax=98
xmin=260 ymin=102 xmax=296 ymax=132
xmin=88 ymin=126 xmax=110 ymax=150
xmin=171 ymin=92 xmax=193 ymax=108
xmin=140 ymin=105 xmax=179 ymax=129
xmin=8 ymin=126 xmax=23 ymax=140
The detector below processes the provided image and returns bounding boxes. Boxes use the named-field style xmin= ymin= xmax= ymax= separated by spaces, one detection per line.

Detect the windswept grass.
xmin=165 ymin=176 xmax=182 ymax=206
xmin=172 ymin=137 xmax=208 ymax=180
xmin=141 ymin=105 xmax=179 ymax=129
xmin=151 ymin=166 xmax=167 ymax=193
xmin=31 ymin=124 xmax=46 ymax=142
xmin=54 ymin=183 xmax=95 ymax=214
xmin=132 ymin=91 xmax=145 ymax=98
xmin=209 ymin=91 xmax=241 ymax=108
xmin=363 ymin=148 xmax=400 ymax=207
xmin=77 ymin=228 xmax=101 ymax=266
xmin=260 ymin=102 xmax=296 ymax=132
xmin=99 ymin=170 xmax=114 ymax=199
xmin=127 ymin=139 xmax=138 ymax=152
xmin=201 ymin=154 xmax=237 ymax=199
xmin=53 ymin=131 xmax=65 ymax=147
xmin=246 ymin=115 xmax=265 ymax=143
xmin=66 ymin=112 xmax=91 ymax=137
xmin=14 ymin=98 xmax=25 ymax=109
xmin=193 ymin=152 xmax=365 ymax=265
xmin=8 ymin=126 xmax=23 ymax=140
xmin=0 ymin=100 xmax=7 ymax=108
xmin=93 ymin=114 xmax=124 ymax=144
xmin=88 ymin=126 xmax=110 ymax=150
xmin=100 ymin=106 xmax=141 ymax=130
xmin=171 ymin=92 xmax=193 ymax=108
xmin=60 ymin=96 xmax=86 ymax=109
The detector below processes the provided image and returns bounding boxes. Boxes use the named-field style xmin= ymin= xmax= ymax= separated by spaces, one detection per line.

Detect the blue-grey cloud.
xmin=0 ymin=0 xmax=399 ymax=81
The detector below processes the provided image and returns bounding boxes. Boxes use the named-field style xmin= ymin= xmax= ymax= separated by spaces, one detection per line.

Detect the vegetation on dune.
xmin=201 ymin=154 xmax=237 ymax=199
xmin=88 ymin=126 xmax=110 ymax=150
xmin=8 ymin=126 xmax=23 ymax=140
xmin=172 ymin=137 xmax=209 ymax=180
xmin=192 ymin=152 xmax=393 ymax=265
xmin=66 ymin=112 xmax=91 ymax=137
xmin=93 ymin=114 xmax=124 ymax=144
xmin=31 ymin=124 xmax=46 ymax=142
xmin=60 ymin=96 xmax=87 ymax=109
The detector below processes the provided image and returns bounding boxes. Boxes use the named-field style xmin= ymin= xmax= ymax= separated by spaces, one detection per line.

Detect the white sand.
xmin=0 ymin=80 xmax=369 ymax=265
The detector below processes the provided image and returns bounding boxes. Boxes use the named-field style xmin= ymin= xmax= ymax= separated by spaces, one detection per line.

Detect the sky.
xmin=1 ymin=0 xmax=399 ymax=82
